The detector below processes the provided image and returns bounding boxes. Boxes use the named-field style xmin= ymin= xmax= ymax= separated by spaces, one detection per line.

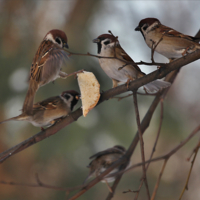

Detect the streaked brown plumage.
xmin=135 ymin=18 xmax=200 ymax=61
xmin=93 ymin=33 xmax=171 ymax=92
xmin=0 ymin=90 xmax=79 ymax=128
xmin=23 ymin=29 xmax=69 ymax=115
xmin=84 ymin=145 xmax=128 ymax=184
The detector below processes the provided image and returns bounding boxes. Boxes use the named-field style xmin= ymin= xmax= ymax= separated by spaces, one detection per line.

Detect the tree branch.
xmin=132 ymin=91 xmax=150 ymax=199
xmin=0 ymin=49 xmax=199 ymax=200
xmin=105 ymin=68 xmax=181 ymax=200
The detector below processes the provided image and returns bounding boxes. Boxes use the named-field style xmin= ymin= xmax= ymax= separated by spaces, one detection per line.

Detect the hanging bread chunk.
xmin=77 ymin=71 xmax=100 ymax=117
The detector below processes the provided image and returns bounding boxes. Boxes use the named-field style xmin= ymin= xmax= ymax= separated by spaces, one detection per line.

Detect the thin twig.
xmin=0 ymin=51 xmax=199 ymax=200
xmin=179 ymin=140 xmax=200 ymax=200
xmin=106 ymin=69 xmax=181 ymax=200
xmin=133 ymin=181 xmax=144 ymax=200
xmin=187 ymin=139 xmax=200 ymax=161
xmin=64 ymin=48 xmax=166 ymax=67
xmin=132 ymin=91 xmax=150 ymax=200
xmin=113 ymin=91 xmax=158 ymax=101
xmin=133 ymin=98 xmax=164 ymax=200
xmin=0 ymin=175 xmax=83 ymax=192
xmin=114 ymin=123 xmax=200 ymax=177
xmin=1 ymin=51 xmax=198 ymax=164
xmin=150 ymin=37 xmax=163 ymax=63
xmin=150 ymin=159 xmax=168 ymax=200
xmin=146 ymin=99 xmax=164 ymax=170
xmin=64 ymin=69 xmax=84 ymax=78
xmin=123 ymin=189 xmax=138 ymax=194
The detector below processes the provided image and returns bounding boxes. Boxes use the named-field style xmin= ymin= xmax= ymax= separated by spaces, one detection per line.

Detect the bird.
xmin=0 ymin=90 xmax=79 ymax=128
xmin=93 ymin=33 xmax=171 ymax=93
xmin=22 ymin=29 xmax=70 ymax=115
xmin=84 ymin=145 xmax=128 ymax=192
xmin=135 ymin=18 xmax=200 ymax=62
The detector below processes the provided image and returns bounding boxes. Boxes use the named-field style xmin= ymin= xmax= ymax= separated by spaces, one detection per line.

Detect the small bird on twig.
xmin=93 ymin=32 xmax=171 ymax=93
xmin=84 ymin=145 xmax=129 ymax=192
xmin=0 ymin=90 xmax=80 ymax=129
xmin=23 ymin=29 xmax=70 ymax=115
xmin=135 ymin=18 xmax=200 ymax=62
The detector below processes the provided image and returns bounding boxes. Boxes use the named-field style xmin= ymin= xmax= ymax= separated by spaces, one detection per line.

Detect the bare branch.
xmin=132 ymin=91 xmax=150 ymax=199
xmin=150 ymin=159 xmax=168 ymax=200
xmin=106 ymin=68 xmax=181 ymax=200
xmin=179 ymin=140 xmax=200 ymax=200
xmin=146 ymin=99 xmax=164 ymax=170
xmin=0 ymin=49 xmax=199 ymax=200
xmin=1 ymin=50 xmax=198 ymax=163
xmin=0 ymin=177 xmax=83 ymax=192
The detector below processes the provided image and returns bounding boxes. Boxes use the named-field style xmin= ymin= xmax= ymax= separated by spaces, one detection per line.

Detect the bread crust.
xmin=77 ymin=71 xmax=100 ymax=117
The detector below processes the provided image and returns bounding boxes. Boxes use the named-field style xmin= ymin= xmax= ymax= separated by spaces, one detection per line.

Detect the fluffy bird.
xmin=84 ymin=145 xmax=128 ymax=192
xmin=135 ymin=18 xmax=200 ymax=61
xmin=0 ymin=90 xmax=79 ymax=128
xmin=93 ymin=33 xmax=171 ymax=92
xmin=23 ymin=29 xmax=69 ymax=115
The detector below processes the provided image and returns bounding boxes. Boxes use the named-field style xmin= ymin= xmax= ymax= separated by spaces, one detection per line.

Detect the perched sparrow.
xmin=23 ymin=29 xmax=69 ymax=115
xmin=84 ymin=145 xmax=128 ymax=191
xmin=0 ymin=90 xmax=79 ymax=128
xmin=135 ymin=18 xmax=200 ymax=61
xmin=93 ymin=33 xmax=171 ymax=92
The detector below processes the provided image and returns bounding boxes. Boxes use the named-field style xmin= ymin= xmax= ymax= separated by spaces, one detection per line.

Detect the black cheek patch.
xmin=56 ymin=38 xmax=61 ymax=44
xmin=97 ymin=43 xmax=102 ymax=54
xmin=70 ymin=98 xmax=79 ymax=111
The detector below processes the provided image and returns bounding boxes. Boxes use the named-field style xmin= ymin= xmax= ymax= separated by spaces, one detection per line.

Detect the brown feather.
xmin=22 ymin=80 xmax=38 ymax=115
xmin=115 ymin=45 xmax=142 ymax=72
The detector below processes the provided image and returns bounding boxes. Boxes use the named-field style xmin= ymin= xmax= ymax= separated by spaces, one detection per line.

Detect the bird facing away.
xmin=135 ymin=18 xmax=200 ymax=61
xmin=22 ymin=29 xmax=69 ymax=115
xmin=0 ymin=90 xmax=79 ymax=128
xmin=84 ymin=145 xmax=129 ymax=192
xmin=93 ymin=33 xmax=171 ymax=92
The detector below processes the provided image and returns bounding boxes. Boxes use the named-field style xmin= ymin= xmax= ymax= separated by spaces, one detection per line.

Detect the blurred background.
xmin=0 ymin=0 xmax=200 ymax=199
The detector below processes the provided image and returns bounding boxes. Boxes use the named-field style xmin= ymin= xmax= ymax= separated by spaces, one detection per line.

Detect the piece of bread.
xmin=77 ymin=71 xmax=100 ymax=117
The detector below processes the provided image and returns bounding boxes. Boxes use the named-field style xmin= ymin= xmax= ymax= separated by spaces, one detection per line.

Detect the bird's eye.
xmin=55 ymin=37 xmax=61 ymax=44
xmin=104 ymin=40 xmax=110 ymax=45
xmin=142 ymin=24 xmax=148 ymax=31
xmin=64 ymin=94 xmax=70 ymax=100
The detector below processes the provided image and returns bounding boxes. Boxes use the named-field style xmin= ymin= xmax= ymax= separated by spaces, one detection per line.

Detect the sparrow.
xmin=93 ymin=33 xmax=171 ymax=93
xmin=135 ymin=18 xmax=200 ymax=61
xmin=0 ymin=90 xmax=79 ymax=128
xmin=22 ymin=29 xmax=69 ymax=115
xmin=84 ymin=145 xmax=128 ymax=192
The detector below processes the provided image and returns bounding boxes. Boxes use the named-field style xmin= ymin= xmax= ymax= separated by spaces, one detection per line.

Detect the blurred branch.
xmin=132 ymin=91 xmax=150 ymax=200
xmin=66 ymin=49 xmax=166 ymax=67
xmin=0 ymin=49 xmax=199 ymax=200
xmin=59 ymin=61 xmax=181 ymax=200
xmin=111 ymin=122 xmax=200 ymax=178
xmin=105 ymin=68 xmax=180 ymax=200
xmin=151 ymin=159 xmax=168 ymax=200
xmin=146 ymin=100 xmax=164 ymax=170
xmin=1 ymin=49 xmax=200 ymax=163
xmin=134 ymin=99 xmax=164 ymax=199
xmin=1 ymin=110 xmax=200 ymax=200
xmin=179 ymin=140 xmax=200 ymax=200
xmin=0 ymin=173 xmax=83 ymax=192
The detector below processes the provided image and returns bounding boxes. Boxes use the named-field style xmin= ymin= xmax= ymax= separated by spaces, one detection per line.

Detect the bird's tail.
xmin=144 ymin=80 xmax=171 ymax=93
xmin=22 ymin=81 xmax=38 ymax=115
xmin=0 ymin=114 xmax=28 ymax=125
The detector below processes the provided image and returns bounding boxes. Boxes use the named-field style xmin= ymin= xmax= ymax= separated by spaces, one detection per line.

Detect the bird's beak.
xmin=75 ymin=95 xmax=81 ymax=100
xmin=135 ymin=26 xmax=141 ymax=31
xmin=93 ymin=38 xmax=100 ymax=43
xmin=63 ymin=42 xmax=69 ymax=49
